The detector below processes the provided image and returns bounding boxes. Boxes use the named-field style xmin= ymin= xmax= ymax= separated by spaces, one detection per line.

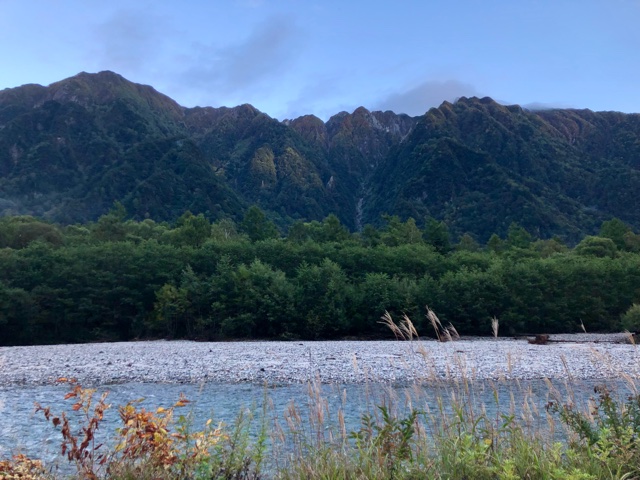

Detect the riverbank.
xmin=1 ymin=334 xmax=638 ymax=386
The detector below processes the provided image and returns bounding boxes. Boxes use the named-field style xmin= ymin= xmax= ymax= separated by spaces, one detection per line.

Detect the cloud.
xmin=376 ymin=79 xmax=480 ymax=116
xmin=179 ymin=16 xmax=302 ymax=101
xmin=89 ymin=9 xmax=170 ymax=74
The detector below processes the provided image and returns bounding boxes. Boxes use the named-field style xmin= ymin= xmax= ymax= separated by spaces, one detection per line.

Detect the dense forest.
xmin=1 ymin=207 xmax=640 ymax=346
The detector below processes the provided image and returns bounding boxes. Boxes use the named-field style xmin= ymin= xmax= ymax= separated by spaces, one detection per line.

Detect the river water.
xmin=1 ymin=377 xmax=635 ymax=472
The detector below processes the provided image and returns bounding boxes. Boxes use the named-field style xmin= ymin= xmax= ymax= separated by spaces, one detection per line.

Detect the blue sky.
xmin=1 ymin=0 xmax=639 ymax=120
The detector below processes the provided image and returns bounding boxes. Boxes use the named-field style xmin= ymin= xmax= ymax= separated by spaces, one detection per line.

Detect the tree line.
xmin=1 ymin=206 xmax=639 ymax=345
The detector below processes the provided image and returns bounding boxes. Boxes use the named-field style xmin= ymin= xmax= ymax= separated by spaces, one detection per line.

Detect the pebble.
xmin=1 ymin=334 xmax=639 ymax=386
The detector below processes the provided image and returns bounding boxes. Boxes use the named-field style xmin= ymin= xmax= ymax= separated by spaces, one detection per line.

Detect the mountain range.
xmin=1 ymin=71 xmax=639 ymax=243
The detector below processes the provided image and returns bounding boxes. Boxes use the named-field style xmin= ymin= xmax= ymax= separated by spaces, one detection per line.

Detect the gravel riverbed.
xmin=1 ymin=334 xmax=639 ymax=386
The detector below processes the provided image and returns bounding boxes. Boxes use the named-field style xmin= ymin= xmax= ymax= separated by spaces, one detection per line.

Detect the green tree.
xmin=506 ymin=222 xmax=532 ymax=249
xmin=620 ymin=304 xmax=640 ymax=332
xmin=497 ymin=259 xmax=570 ymax=334
xmin=381 ymin=215 xmax=423 ymax=246
xmin=531 ymin=238 xmax=567 ymax=258
xmin=623 ymin=231 xmax=640 ymax=252
xmin=319 ymin=214 xmax=351 ymax=243
xmin=486 ymin=233 xmax=504 ymax=253
xmin=178 ymin=265 xmax=214 ymax=336
xmin=93 ymin=202 xmax=128 ymax=242
xmin=211 ymin=218 xmax=243 ymax=242
xmin=286 ymin=221 xmax=309 ymax=243
xmin=574 ymin=236 xmax=618 ymax=258
xmin=600 ymin=218 xmax=632 ymax=250
xmin=351 ymin=273 xmax=414 ymax=335
xmin=0 ymin=282 xmax=36 ymax=345
xmin=172 ymin=211 xmax=211 ymax=247
xmin=437 ymin=267 xmax=506 ymax=335
xmin=423 ymin=217 xmax=450 ymax=254
xmin=122 ymin=219 xmax=169 ymax=242
xmin=295 ymin=259 xmax=351 ymax=338
xmin=240 ymin=206 xmax=279 ymax=242
xmin=0 ymin=217 xmax=63 ymax=249
xmin=360 ymin=224 xmax=381 ymax=247
xmin=151 ymin=284 xmax=190 ymax=337
xmin=456 ymin=233 xmax=480 ymax=252
xmin=211 ymin=260 xmax=296 ymax=338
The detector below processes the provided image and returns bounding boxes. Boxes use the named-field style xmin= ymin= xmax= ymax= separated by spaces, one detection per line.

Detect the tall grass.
xmin=492 ymin=317 xmax=499 ymax=339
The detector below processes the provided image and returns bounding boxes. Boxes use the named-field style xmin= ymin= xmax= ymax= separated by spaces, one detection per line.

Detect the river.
xmin=1 ymin=377 xmax=635 ymax=472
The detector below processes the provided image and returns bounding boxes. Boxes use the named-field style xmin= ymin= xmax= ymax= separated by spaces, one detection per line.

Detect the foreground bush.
xmin=23 ymin=379 xmax=266 ymax=480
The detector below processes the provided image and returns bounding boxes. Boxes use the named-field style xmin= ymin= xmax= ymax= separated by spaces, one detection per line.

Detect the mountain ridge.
xmin=1 ymin=71 xmax=639 ymax=242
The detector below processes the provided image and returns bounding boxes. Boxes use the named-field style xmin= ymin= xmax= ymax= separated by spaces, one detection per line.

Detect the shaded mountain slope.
xmin=1 ymin=72 xmax=640 ymax=242
xmin=0 ymin=72 xmax=244 ymax=222
xmin=184 ymin=104 xmax=342 ymax=226
xmin=365 ymin=97 xmax=640 ymax=242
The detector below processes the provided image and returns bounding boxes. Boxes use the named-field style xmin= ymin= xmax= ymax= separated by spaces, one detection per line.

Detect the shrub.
xmin=547 ymin=385 xmax=640 ymax=478
xmin=620 ymin=303 xmax=640 ymax=332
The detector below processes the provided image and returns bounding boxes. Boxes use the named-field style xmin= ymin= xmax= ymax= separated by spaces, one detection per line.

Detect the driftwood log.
xmin=528 ymin=334 xmax=550 ymax=345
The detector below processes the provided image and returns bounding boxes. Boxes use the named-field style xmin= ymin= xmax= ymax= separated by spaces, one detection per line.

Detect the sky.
xmin=1 ymin=0 xmax=639 ymax=120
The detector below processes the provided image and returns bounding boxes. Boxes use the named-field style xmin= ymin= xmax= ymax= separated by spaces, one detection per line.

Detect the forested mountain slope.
xmin=1 ymin=71 xmax=639 ymax=242
xmin=365 ymin=97 xmax=640 ymax=242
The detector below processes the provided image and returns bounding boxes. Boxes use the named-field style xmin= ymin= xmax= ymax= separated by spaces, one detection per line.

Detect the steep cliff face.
xmin=287 ymin=107 xmax=417 ymax=228
xmin=324 ymin=106 xmax=415 ymax=174
xmin=1 ymin=72 xmax=640 ymax=241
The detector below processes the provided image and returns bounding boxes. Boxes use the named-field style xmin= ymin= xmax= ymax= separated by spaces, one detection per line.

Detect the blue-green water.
xmin=0 ymin=378 xmax=636 ymax=471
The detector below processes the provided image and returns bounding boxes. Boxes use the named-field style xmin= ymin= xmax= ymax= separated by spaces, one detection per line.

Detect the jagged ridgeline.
xmin=1 ymin=71 xmax=639 ymax=241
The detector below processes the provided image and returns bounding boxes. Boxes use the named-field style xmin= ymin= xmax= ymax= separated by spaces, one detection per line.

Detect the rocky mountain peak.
xmin=326 ymin=106 xmax=416 ymax=138
xmin=288 ymin=114 xmax=328 ymax=148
